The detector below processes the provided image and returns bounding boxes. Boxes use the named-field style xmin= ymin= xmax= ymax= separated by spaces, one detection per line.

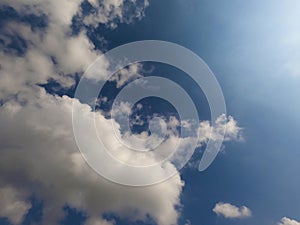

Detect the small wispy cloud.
xmin=213 ymin=202 xmax=252 ymax=219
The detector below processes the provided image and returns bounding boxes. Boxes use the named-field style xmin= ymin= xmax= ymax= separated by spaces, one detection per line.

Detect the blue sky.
xmin=0 ymin=1 xmax=300 ymax=225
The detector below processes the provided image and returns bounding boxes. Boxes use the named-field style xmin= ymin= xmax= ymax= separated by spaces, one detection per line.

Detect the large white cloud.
xmin=0 ymin=90 xmax=184 ymax=225
xmin=0 ymin=0 xmax=149 ymax=99
xmin=213 ymin=202 xmax=252 ymax=219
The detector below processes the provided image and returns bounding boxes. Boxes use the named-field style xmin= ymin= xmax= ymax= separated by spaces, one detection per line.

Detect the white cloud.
xmin=0 ymin=14 xmax=99 ymax=100
xmin=198 ymin=115 xmax=243 ymax=146
xmin=83 ymin=0 xmax=149 ymax=29
xmin=0 ymin=89 xmax=242 ymax=225
xmin=278 ymin=217 xmax=300 ymax=225
xmin=0 ymin=1 xmax=243 ymax=224
xmin=109 ymin=63 xmax=143 ymax=88
xmin=0 ymin=0 xmax=149 ymax=100
xmin=85 ymin=217 xmax=115 ymax=225
xmin=213 ymin=202 xmax=252 ymax=219
xmin=0 ymin=90 xmax=183 ymax=225
xmin=0 ymin=186 xmax=31 ymax=225
xmin=0 ymin=0 xmax=82 ymax=26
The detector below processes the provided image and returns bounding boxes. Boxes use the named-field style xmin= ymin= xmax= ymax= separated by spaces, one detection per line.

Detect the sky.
xmin=0 ymin=1 xmax=300 ymax=225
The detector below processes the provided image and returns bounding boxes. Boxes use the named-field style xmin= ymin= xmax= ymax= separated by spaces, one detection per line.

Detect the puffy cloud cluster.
xmin=0 ymin=90 xmax=242 ymax=225
xmin=213 ymin=202 xmax=252 ymax=219
xmin=0 ymin=1 xmax=242 ymax=225
xmin=212 ymin=203 xmax=300 ymax=225
xmin=0 ymin=0 xmax=149 ymax=99
xmin=198 ymin=114 xmax=243 ymax=146
xmin=0 ymin=186 xmax=31 ymax=225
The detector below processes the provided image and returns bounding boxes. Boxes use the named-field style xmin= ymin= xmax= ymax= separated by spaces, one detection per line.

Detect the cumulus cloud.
xmin=0 ymin=89 xmax=242 ymax=225
xmin=278 ymin=217 xmax=300 ymax=225
xmin=0 ymin=1 xmax=243 ymax=224
xmin=0 ymin=90 xmax=183 ymax=225
xmin=0 ymin=0 xmax=149 ymax=99
xmin=0 ymin=186 xmax=31 ymax=225
xmin=213 ymin=202 xmax=252 ymax=219
xmin=198 ymin=114 xmax=243 ymax=146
